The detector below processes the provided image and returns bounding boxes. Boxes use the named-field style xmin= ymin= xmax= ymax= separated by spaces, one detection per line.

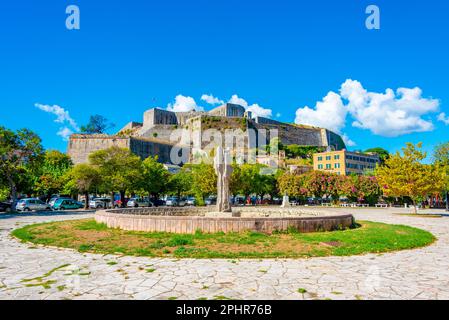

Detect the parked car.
xmin=150 ymin=198 xmax=166 ymax=207
xmin=205 ymin=197 xmax=217 ymax=206
xmin=16 ymin=198 xmax=51 ymax=212
xmin=0 ymin=202 xmax=12 ymax=212
xmin=52 ymin=198 xmax=84 ymax=211
xmin=166 ymin=197 xmax=186 ymax=207
xmin=127 ymin=198 xmax=153 ymax=208
xmin=186 ymin=197 xmax=196 ymax=206
xmin=89 ymin=198 xmax=112 ymax=209
xmin=49 ymin=196 xmax=72 ymax=208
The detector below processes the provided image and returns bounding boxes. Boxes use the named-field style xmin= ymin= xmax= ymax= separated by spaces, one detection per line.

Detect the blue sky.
xmin=0 ymin=0 xmax=448 ymax=157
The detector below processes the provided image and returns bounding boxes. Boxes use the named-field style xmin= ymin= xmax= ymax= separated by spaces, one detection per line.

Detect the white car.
xmin=89 ymin=198 xmax=112 ymax=209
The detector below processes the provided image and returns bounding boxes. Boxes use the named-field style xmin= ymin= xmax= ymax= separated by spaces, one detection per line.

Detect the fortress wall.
xmin=325 ymin=129 xmax=346 ymax=150
xmin=68 ymin=135 xmax=131 ymax=164
xmin=143 ymin=108 xmax=178 ymax=126
xmin=67 ymin=135 xmax=187 ymax=165
xmin=254 ymin=123 xmax=325 ymax=147
xmin=175 ymin=111 xmax=204 ymax=126
xmin=254 ymin=117 xmax=284 ymax=125
xmin=129 ymin=138 xmax=175 ymax=163
xmin=209 ymin=104 xmax=246 ymax=117
xmin=139 ymin=124 xmax=179 ymax=142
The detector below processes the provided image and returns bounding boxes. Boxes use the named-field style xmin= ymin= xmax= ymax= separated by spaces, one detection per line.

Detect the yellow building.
xmin=313 ymin=150 xmax=380 ymax=176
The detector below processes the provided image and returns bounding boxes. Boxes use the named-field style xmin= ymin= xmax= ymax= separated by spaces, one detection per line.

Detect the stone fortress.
xmin=68 ymin=103 xmax=346 ymax=165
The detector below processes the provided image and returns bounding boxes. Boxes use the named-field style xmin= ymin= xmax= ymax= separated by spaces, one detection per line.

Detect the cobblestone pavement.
xmin=1 ymin=208 xmax=449 ymax=300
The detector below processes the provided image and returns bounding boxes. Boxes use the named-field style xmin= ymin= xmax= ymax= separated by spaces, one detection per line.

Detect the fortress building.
xmin=68 ymin=103 xmax=346 ymax=165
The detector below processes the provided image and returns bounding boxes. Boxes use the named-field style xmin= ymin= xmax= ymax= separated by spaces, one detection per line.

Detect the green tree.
xmin=65 ymin=164 xmax=102 ymax=209
xmin=80 ymin=115 xmax=115 ymax=134
xmin=433 ymin=142 xmax=449 ymax=210
xmin=236 ymin=164 xmax=261 ymax=200
xmin=168 ymin=169 xmax=193 ymax=198
xmin=376 ymin=143 xmax=442 ymax=213
xmin=0 ymin=127 xmax=44 ymax=207
xmin=140 ymin=156 xmax=170 ymax=201
xmin=34 ymin=150 xmax=73 ymax=200
xmin=188 ymin=163 xmax=217 ymax=205
xmin=89 ymin=147 xmax=142 ymax=206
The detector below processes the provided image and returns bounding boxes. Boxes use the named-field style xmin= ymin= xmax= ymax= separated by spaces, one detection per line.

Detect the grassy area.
xmin=11 ymin=219 xmax=435 ymax=259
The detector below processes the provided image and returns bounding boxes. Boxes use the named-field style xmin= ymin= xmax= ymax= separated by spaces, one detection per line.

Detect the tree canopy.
xmin=0 ymin=126 xmax=44 ymax=205
xmin=376 ymin=143 xmax=443 ymax=213
xmin=80 ymin=115 xmax=115 ymax=134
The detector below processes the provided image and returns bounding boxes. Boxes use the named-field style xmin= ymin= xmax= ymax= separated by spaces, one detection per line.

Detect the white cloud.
xmin=294 ymin=80 xmax=441 ymax=141
xmin=167 ymin=95 xmax=203 ymax=112
xmin=247 ymin=103 xmax=272 ymax=118
xmin=228 ymin=94 xmax=249 ymax=108
xmin=57 ymin=127 xmax=73 ymax=141
xmin=342 ymin=134 xmax=356 ymax=147
xmin=294 ymin=91 xmax=347 ymax=134
xmin=35 ymin=103 xmax=79 ymax=131
xmin=228 ymin=94 xmax=273 ymax=118
xmin=438 ymin=112 xmax=449 ymax=125
xmin=201 ymin=94 xmax=224 ymax=105
xmin=35 ymin=103 xmax=79 ymax=141
xmin=340 ymin=79 xmax=439 ymax=137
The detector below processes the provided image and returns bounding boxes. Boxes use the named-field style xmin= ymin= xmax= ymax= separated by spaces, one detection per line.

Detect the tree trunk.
xmin=120 ymin=191 xmax=126 ymax=208
xmin=111 ymin=192 xmax=115 ymax=209
xmin=84 ymin=191 xmax=89 ymax=210
xmin=412 ymin=199 xmax=417 ymax=214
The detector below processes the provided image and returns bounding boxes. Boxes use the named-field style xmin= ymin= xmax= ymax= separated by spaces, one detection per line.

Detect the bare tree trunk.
xmin=84 ymin=191 xmax=89 ymax=210
xmin=412 ymin=199 xmax=418 ymax=214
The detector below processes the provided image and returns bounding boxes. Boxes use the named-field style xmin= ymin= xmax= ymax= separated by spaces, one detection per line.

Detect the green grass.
xmin=11 ymin=219 xmax=436 ymax=259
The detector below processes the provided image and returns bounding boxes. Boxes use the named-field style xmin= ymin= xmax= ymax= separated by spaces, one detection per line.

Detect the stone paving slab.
xmin=1 ymin=208 xmax=449 ymax=300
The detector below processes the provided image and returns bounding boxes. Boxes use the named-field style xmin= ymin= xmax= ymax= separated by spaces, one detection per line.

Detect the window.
xmin=334 ymin=163 xmax=340 ymax=169
xmin=334 ymin=155 xmax=340 ymax=160
xmin=317 ymin=156 xmax=323 ymax=161
xmin=326 ymin=156 xmax=331 ymax=161
xmin=318 ymin=164 xmax=323 ymax=169
xmin=326 ymin=164 xmax=331 ymax=169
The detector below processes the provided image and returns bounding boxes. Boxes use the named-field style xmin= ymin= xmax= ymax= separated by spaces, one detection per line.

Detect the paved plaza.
xmin=1 ymin=208 xmax=449 ymax=300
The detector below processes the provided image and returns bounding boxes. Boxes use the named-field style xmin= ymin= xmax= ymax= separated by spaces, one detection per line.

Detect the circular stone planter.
xmin=95 ymin=207 xmax=354 ymax=234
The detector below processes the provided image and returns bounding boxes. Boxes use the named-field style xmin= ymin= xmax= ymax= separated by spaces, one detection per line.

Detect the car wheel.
xmin=96 ymin=205 xmax=101 ymax=209
xmin=60 ymin=207 xmax=65 ymax=211
xmin=46 ymin=207 xmax=51 ymax=211
xmin=24 ymin=208 xmax=31 ymax=212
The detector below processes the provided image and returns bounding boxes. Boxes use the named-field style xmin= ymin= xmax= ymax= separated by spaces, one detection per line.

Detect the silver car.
xmin=127 ymin=198 xmax=153 ymax=208
xmin=16 ymin=198 xmax=51 ymax=212
xmin=166 ymin=197 xmax=186 ymax=207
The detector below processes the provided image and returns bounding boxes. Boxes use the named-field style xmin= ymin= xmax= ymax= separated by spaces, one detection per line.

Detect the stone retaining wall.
xmin=95 ymin=209 xmax=354 ymax=234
